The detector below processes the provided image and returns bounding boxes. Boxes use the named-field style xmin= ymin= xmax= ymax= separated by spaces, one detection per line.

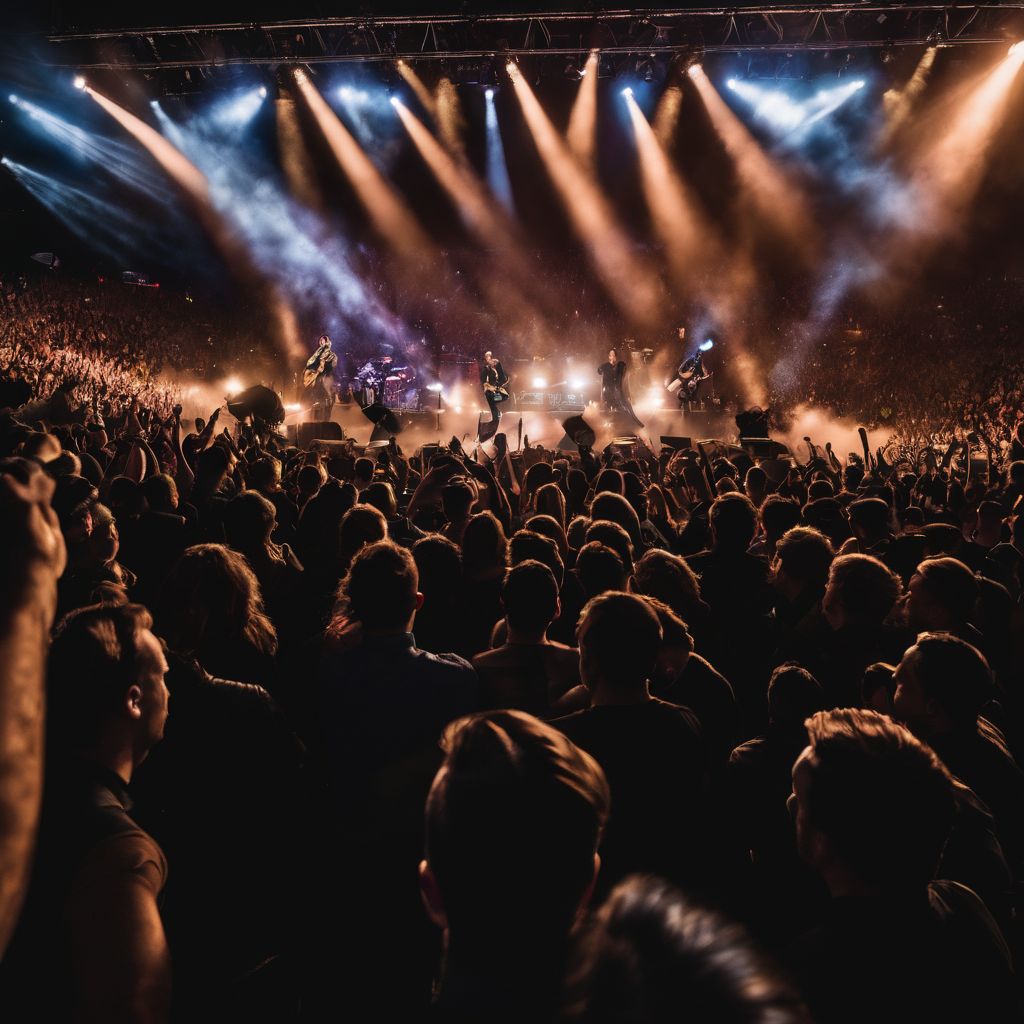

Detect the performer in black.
xmin=480 ymin=350 xmax=510 ymax=425
xmin=597 ymin=347 xmax=643 ymax=429
xmin=303 ymin=334 xmax=339 ymax=420
xmin=676 ymin=350 xmax=710 ymax=415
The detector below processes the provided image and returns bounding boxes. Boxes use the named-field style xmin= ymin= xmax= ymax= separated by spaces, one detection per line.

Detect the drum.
xmin=383 ymin=379 xmax=404 ymax=407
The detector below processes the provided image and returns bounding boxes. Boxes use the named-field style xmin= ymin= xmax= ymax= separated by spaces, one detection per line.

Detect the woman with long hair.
xmin=158 ymin=543 xmax=278 ymax=690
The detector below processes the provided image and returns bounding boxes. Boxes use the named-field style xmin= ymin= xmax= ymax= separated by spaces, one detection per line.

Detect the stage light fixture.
xmin=73 ymin=75 xmax=86 ymax=90
xmin=726 ymin=79 xmax=737 ymax=90
xmin=621 ymin=87 xmax=633 ymax=97
xmin=532 ymin=376 xmax=548 ymax=388
xmin=389 ymin=95 xmax=400 ymax=108
xmin=570 ymin=378 xmax=585 ymax=390
xmin=700 ymin=339 xmax=714 ymax=351
xmin=427 ymin=382 xmax=443 ymax=393
xmin=258 ymin=86 xmax=268 ymax=99
xmin=485 ymin=88 xmax=494 ymax=100
xmin=1010 ymin=41 xmax=1023 ymax=56
xmin=8 ymin=94 xmax=17 ymax=104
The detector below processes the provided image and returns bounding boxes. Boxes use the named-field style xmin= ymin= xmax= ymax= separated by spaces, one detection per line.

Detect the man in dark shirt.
xmin=787 ymin=708 xmax=1015 ymax=1023
xmin=893 ymin=632 xmax=1024 ymax=875
xmin=474 ymin=560 xmax=580 ymax=718
xmin=480 ymin=350 xmax=509 ymax=426
xmin=1 ymin=603 xmax=171 ymax=1022
xmin=555 ymin=592 xmax=711 ymax=896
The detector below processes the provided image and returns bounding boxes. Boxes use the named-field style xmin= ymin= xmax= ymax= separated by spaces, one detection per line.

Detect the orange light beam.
xmin=396 ymin=59 xmax=437 ymax=120
xmin=507 ymin=62 xmax=663 ymax=327
xmin=566 ymin=50 xmax=600 ymax=167
xmin=293 ymin=68 xmax=432 ymax=262
xmin=687 ymin=65 xmax=815 ymax=251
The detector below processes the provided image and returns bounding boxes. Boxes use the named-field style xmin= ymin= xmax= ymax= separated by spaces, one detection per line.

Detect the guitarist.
xmin=303 ymin=334 xmax=339 ymax=420
xmin=480 ymin=350 xmax=510 ymax=425
xmin=675 ymin=349 xmax=710 ymax=414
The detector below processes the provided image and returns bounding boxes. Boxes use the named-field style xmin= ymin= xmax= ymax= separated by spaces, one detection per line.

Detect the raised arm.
xmin=0 ymin=469 xmax=66 ymax=956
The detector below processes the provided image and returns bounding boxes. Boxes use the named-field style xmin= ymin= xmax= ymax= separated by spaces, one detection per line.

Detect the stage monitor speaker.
xmin=295 ymin=420 xmax=344 ymax=448
xmin=660 ymin=435 xmax=693 ymax=451
xmin=740 ymin=437 xmax=789 ymax=460
xmin=361 ymin=402 xmax=403 ymax=437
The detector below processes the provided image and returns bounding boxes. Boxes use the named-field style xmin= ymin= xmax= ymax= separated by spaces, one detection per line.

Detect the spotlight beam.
xmin=396 ymin=59 xmax=437 ymax=119
xmin=687 ymin=65 xmax=815 ymax=254
xmin=485 ymin=89 xmax=515 ymax=215
xmin=566 ymin=50 xmax=599 ymax=167
xmin=652 ymin=83 xmax=684 ymax=149
xmin=507 ymin=63 xmax=663 ymax=327
xmin=293 ymin=67 xmax=431 ymax=262
xmin=84 ymin=84 xmax=302 ymax=360
xmin=879 ymin=46 xmax=937 ymax=146
xmin=623 ymin=91 xmax=706 ymax=290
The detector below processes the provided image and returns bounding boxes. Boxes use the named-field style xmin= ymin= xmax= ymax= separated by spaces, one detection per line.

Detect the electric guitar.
xmin=483 ymin=375 xmax=511 ymax=401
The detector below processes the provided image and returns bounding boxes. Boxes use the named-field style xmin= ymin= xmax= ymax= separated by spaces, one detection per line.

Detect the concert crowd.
xmin=1 ymin=274 xmax=1024 ymax=1022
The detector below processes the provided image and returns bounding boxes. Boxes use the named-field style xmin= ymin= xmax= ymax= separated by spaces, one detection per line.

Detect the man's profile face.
xmin=892 ymin=651 xmax=929 ymax=727
xmin=136 ymin=628 xmax=170 ymax=747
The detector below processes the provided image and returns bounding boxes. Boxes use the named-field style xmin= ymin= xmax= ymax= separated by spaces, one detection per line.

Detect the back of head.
xmin=224 ymin=490 xmax=276 ymax=552
xmin=503 ymin=560 xmax=559 ymax=635
xmin=442 ymin=478 xmax=475 ymax=522
xmin=903 ymin=632 xmax=992 ymax=729
xmin=915 ymin=557 xmax=978 ymax=624
xmin=524 ymin=461 xmax=555 ymax=493
xmin=413 ymin=534 xmax=463 ymax=595
xmin=566 ymin=875 xmax=808 ymax=1024
xmin=48 ymin=603 xmax=154 ymax=750
xmin=767 ymin=663 xmax=825 ymax=729
xmin=579 ymin=592 xmax=662 ymax=692
xmin=921 ymin=522 xmax=961 ymax=557
xmin=585 ymin=520 xmax=634 ymax=575
xmin=159 ymin=543 xmax=275 ymax=655
xmin=509 ymin=529 xmax=563 ymax=585
xmin=576 ymin=542 xmax=626 ymax=600
xmin=807 ymin=478 xmax=835 ymax=501
xmin=798 ymin=708 xmax=955 ymax=891
xmin=590 ymin=492 xmax=643 ymax=550
xmin=631 ymin=548 xmax=701 ymax=615
xmin=354 ymin=456 xmax=375 ymax=484
xmin=849 ymin=497 xmax=891 ymax=540
xmin=425 ymin=710 xmax=609 ymax=949
xmin=338 ymin=504 xmax=388 ymax=567
xmin=826 ymin=553 xmax=901 ymax=626
xmin=534 ymin=482 xmax=567 ymax=527
xmin=248 ymin=455 xmax=281 ymax=493
xmin=760 ymin=495 xmax=801 ymax=542
xmin=462 ymin=510 xmax=508 ymax=574
xmin=710 ymin=493 xmax=758 ymax=551
xmin=775 ymin=526 xmax=835 ymax=591
xmin=362 ymin=480 xmax=398 ymax=519
xmin=142 ymin=473 xmax=177 ymax=514
xmin=526 ymin=514 xmax=568 ymax=557
xmin=297 ymin=463 xmax=323 ymax=496
xmin=343 ymin=539 xmax=419 ymax=631
xmin=594 ymin=468 xmax=624 ymax=496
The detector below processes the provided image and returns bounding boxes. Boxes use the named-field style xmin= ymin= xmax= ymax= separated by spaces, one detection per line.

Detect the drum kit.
xmin=351 ymin=358 xmax=417 ymax=410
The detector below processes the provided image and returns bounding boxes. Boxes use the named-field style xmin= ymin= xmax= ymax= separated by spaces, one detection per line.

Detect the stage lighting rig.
xmin=73 ymin=75 xmax=86 ymax=90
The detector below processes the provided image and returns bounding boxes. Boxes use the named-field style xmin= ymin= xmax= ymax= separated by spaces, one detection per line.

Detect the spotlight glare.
xmin=532 ymin=376 xmax=548 ymax=388
xmin=726 ymin=78 xmax=737 ymax=89
xmin=621 ymin=87 xmax=633 ymax=97
xmin=700 ymin=339 xmax=715 ymax=352
xmin=389 ymin=95 xmax=400 ymax=108
xmin=427 ymin=382 xmax=443 ymax=393
xmin=485 ymin=88 xmax=495 ymax=100
xmin=258 ymin=86 xmax=268 ymax=99
xmin=570 ymin=378 xmax=585 ymax=390
xmin=1010 ymin=41 xmax=1023 ymax=56
xmin=9 ymin=94 xmax=17 ymax=104
xmin=224 ymin=376 xmax=243 ymax=395
xmin=73 ymin=75 xmax=86 ymax=90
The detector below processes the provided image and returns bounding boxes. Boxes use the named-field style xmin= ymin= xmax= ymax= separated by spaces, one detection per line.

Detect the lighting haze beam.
xmin=688 ymin=65 xmax=816 ymax=255
xmin=566 ymin=50 xmax=599 ymax=166
xmin=507 ymin=63 xmax=663 ymax=327
xmin=485 ymin=89 xmax=515 ymax=214
xmin=879 ymin=47 xmax=937 ymax=146
xmin=293 ymin=68 xmax=431 ymax=263
xmin=396 ymin=60 xmax=438 ymax=120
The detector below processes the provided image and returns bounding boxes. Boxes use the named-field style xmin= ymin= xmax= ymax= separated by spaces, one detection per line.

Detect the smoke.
xmin=777 ymin=403 xmax=882 ymax=465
